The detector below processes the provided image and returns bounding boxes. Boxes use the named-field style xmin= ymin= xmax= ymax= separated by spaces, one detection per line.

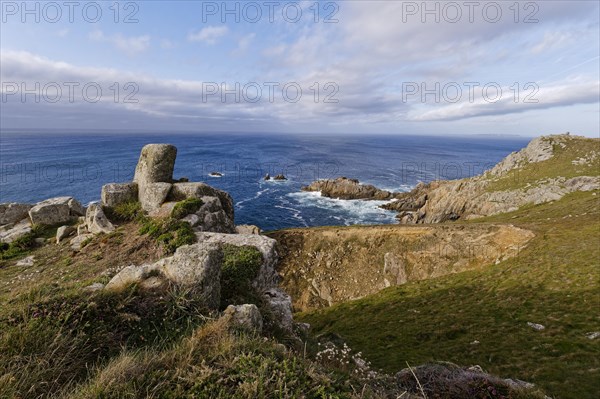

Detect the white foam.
xmin=235 ymin=187 xmax=271 ymax=210
xmin=288 ymin=191 xmax=397 ymax=225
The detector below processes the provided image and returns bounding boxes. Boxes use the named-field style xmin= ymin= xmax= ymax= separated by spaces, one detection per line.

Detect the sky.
xmin=1 ymin=0 xmax=599 ymax=137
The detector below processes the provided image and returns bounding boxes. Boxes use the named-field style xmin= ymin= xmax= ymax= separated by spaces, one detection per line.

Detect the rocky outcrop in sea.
xmin=301 ymin=176 xmax=397 ymax=200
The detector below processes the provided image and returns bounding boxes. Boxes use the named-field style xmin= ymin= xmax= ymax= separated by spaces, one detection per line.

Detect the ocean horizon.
xmin=0 ymin=132 xmax=529 ymax=231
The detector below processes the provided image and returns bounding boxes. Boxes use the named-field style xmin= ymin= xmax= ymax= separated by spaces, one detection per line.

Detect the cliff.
xmin=382 ymin=134 xmax=599 ymax=223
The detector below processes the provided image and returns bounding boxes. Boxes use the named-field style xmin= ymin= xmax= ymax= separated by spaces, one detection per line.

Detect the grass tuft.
xmin=171 ymin=197 xmax=204 ymax=219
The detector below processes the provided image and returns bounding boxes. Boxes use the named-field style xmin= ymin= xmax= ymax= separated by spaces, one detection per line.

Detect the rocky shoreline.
xmin=0 ymin=143 xmax=301 ymax=336
xmin=301 ymin=134 xmax=600 ymax=224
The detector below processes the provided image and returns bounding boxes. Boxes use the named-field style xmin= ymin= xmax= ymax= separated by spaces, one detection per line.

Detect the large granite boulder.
xmin=133 ymin=144 xmax=177 ymax=212
xmin=236 ymin=225 xmax=261 ymax=235
xmin=106 ymin=243 xmax=223 ymax=310
xmin=140 ymin=182 xmax=172 ymax=212
xmin=169 ymin=182 xmax=234 ymax=222
xmin=133 ymin=144 xmax=177 ymax=185
xmin=101 ymin=183 xmax=138 ymax=207
xmin=177 ymin=196 xmax=234 ymax=233
xmin=85 ymin=204 xmax=115 ymax=234
xmin=222 ymin=304 xmax=263 ymax=333
xmin=155 ymin=243 xmax=223 ymax=309
xmin=195 ymin=232 xmax=279 ymax=292
xmin=105 ymin=263 xmax=163 ymax=291
xmin=0 ymin=219 xmax=32 ymax=243
xmin=263 ymin=288 xmax=294 ymax=332
xmin=56 ymin=225 xmax=75 ymax=243
xmin=0 ymin=203 xmax=32 ymax=226
xmin=28 ymin=197 xmax=85 ymax=226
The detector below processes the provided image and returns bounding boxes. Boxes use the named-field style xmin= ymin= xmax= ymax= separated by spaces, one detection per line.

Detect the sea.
xmin=0 ymin=132 xmax=529 ymax=231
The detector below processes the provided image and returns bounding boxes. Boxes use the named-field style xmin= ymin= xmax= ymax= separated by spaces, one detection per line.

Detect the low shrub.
xmin=171 ymin=197 xmax=204 ymax=219
xmin=104 ymin=201 xmax=144 ymax=222
xmin=0 ymin=285 xmax=210 ymax=399
xmin=139 ymin=217 xmax=196 ymax=254
xmin=220 ymin=244 xmax=263 ymax=308
xmin=0 ymin=232 xmax=37 ymax=260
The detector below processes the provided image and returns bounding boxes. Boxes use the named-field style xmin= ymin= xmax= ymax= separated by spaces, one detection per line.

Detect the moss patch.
xmin=138 ymin=217 xmax=196 ymax=254
xmin=220 ymin=244 xmax=263 ymax=308
xmin=171 ymin=197 xmax=203 ymax=219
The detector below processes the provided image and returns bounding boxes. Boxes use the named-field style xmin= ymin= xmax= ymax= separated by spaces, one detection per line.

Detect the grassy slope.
xmin=0 ymin=222 xmax=387 ymax=398
xmin=485 ymin=136 xmax=599 ymax=192
xmin=299 ymin=190 xmax=600 ymax=399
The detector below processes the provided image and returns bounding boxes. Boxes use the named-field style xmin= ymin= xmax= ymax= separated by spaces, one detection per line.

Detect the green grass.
xmin=485 ymin=136 xmax=599 ymax=192
xmin=299 ymin=190 xmax=600 ymax=399
xmin=0 ymin=224 xmax=58 ymax=260
xmin=171 ymin=197 xmax=204 ymax=219
xmin=138 ymin=217 xmax=196 ymax=254
xmin=0 ymin=229 xmax=392 ymax=399
xmin=0 ymin=232 xmax=36 ymax=260
xmin=104 ymin=201 xmax=144 ymax=222
xmin=220 ymin=244 xmax=263 ymax=309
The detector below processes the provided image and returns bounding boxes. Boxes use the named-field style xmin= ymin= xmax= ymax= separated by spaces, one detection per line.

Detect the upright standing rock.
xmin=133 ymin=144 xmax=177 ymax=211
xmin=134 ymin=144 xmax=177 ymax=185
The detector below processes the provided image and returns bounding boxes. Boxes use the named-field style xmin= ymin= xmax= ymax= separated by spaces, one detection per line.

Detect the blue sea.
xmin=0 ymin=132 xmax=529 ymax=231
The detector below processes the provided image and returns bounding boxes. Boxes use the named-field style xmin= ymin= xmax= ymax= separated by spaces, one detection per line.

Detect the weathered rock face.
xmin=100 ymin=145 xmax=235 ymax=231
xmin=101 ymin=183 xmax=138 ymax=207
xmin=176 ymin=195 xmax=235 ymax=234
xmin=383 ymin=253 xmax=408 ymax=287
xmin=105 ymin=264 xmax=163 ymax=291
xmin=195 ymin=232 xmax=280 ymax=292
xmin=271 ymin=224 xmax=535 ymax=311
xmin=169 ymin=183 xmax=234 ymax=222
xmin=133 ymin=144 xmax=177 ymax=212
xmin=105 ymin=242 xmax=224 ymax=310
xmin=133 ymin=144 xmax=177 ymax=185
xmin=263 ymin=288 xmax=294 ymax=332
xmin=0 ymin=219 xmax=32 ymax=243
xmin=222 ymin=304 xmax=263 ymax=333
xmin=236 ymin=225 xmax=261 ymax=235
xmin=70 ymin=233 xmax=94 ymax=251
xmin=302 ymin=177 xmax=395 ymax=200
xmin=381 ymin=134 xmax=600 ymax=223
xmin=140 ymin=182 xmax=172 ymax=212
xmin=85 ymin=204 xmax=115 ymax=234
xmin=156 ymin=243 xmax=223 ymax=309
xmin=0 ymin=203 xmax=32 ymax=225
xmin=56 ymin=225 xmax=75 ymax=243
xmin=28 ymin=197 xmax=85 ymax=226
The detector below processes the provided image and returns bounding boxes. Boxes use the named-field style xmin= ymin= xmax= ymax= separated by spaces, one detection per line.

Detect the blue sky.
xmin=1 ymin=0 xmax=599 ymax=136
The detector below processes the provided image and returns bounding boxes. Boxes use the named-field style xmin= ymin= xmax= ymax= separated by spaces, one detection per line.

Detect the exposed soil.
xmin=270 ymin=223 xmax=534 ymax=312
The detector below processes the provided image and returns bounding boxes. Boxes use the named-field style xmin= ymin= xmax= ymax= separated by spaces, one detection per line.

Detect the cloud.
xmin=233 ymin=33 xmax=256 ymax=54
xmin=89 ymin=30 xmax=150 ymax=56
xmin=188 ymin=26 xmax=229 ymax=45
xmin=532 ymin=31 xmax=574 ymax=54
xmin=407 ymin=79 xmax=600 ymax=121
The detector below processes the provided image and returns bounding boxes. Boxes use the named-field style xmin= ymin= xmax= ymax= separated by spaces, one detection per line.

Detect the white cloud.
xmin=188 ymin=26 xmax=229 ymax=45
xmin=532 ymin=31 xmax=574 ymax=54
xmin=234 ymin=33 xmax=256 ymax=54
xmin=89 ymin=30 xmax=150 ymax=56
xmin=407 ymin=79 xmax=600 ymax=121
